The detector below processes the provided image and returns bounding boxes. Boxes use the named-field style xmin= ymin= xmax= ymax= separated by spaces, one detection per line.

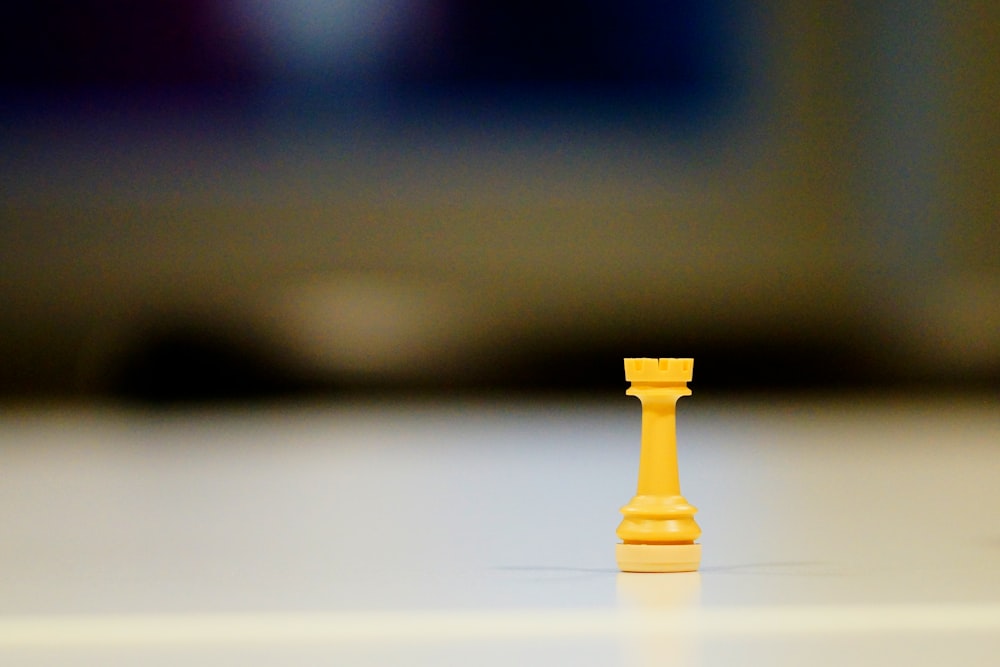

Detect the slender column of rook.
xmin=617 ymin=358 xmax=701 ymax=573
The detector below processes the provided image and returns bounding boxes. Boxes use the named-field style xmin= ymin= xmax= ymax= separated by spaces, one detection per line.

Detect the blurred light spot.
xmin=235 ymin=0 xmax=409 ymax=73
xmin=263 ymin=276 xmax=482 ymax=379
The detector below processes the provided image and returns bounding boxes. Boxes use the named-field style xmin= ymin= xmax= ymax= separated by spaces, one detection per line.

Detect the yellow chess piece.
xmin=617 ymin=358 xmax=701 ymax=572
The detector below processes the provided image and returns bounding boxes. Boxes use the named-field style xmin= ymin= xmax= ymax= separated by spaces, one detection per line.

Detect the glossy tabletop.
xmin=1 ymin=395 xmax=998 ymax=665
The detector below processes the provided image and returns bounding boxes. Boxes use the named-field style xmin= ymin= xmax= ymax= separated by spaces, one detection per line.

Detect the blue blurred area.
xmin=0 ymin=0 xmax=745 ymax=123
xmin=385 ymin=2 xmax=735 ymax=93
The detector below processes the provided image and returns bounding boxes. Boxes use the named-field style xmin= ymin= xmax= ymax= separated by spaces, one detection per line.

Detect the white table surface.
xmin=2 ymin=395 xmax=999 ymax=665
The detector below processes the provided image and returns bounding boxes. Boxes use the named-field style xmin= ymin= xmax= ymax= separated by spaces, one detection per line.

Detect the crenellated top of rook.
xmin=624 ymin=358 xmax=693 ymax=384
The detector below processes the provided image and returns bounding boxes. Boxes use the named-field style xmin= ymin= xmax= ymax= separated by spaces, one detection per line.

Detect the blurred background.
xmin=1 ymin=0 xmax=997 ymax=404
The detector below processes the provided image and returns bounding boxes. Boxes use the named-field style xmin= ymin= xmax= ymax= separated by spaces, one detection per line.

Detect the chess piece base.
xmin=617 ymin=543 xmax=701 ymax=573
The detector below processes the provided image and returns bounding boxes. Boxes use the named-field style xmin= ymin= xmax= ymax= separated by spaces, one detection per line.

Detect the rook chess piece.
xmin=617 ymin=358 xmax=701 ymax=572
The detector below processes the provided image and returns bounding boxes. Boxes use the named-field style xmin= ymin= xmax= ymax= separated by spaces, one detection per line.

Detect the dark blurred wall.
xmin=0 ymin=1 xmax=263 ymax=87
xmin=1 ymin=1 xmax=997 ymax=402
